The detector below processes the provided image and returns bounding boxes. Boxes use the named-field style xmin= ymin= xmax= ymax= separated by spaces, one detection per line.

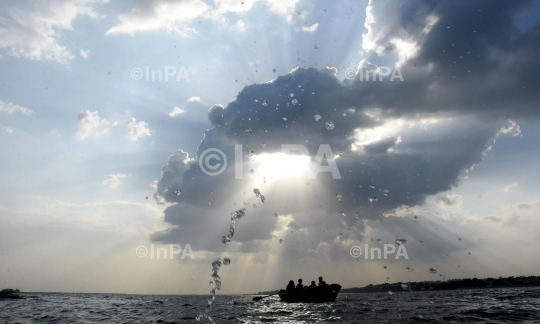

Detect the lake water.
xmin=2 ymin=287 xmax=540 ymax=323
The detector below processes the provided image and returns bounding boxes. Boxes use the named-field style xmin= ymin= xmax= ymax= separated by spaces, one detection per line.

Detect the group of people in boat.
xmin=285 ymin=277 xmax=327 ymax=293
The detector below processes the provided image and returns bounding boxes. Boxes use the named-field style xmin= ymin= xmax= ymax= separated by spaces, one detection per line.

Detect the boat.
xmin=278 ymin=284 xmax=341 ymax=303
xmin=0 ymin=288 xmax=25 ymax=299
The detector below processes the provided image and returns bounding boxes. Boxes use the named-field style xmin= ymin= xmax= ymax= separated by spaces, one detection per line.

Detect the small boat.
xmin=0 ymin=289 xmax=25 ymax=299
xmin=278 ymin=284 xmax=341 ymax=303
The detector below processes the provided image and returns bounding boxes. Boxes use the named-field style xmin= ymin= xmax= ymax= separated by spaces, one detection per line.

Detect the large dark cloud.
xmin=149 ymin=0 xmax=540 ymax=261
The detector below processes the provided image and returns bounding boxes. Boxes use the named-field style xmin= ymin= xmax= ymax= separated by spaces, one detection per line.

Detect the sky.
xmin=1 ymin=0 xmax=540 ymax=295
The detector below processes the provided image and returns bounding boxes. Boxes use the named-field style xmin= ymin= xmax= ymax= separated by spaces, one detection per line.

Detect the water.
xmin=2 ymin=288 xmax=540 ymax=323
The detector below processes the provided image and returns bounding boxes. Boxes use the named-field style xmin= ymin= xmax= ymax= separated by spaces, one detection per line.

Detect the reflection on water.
xmin=1 ymin=287 xmax=540 ymax=323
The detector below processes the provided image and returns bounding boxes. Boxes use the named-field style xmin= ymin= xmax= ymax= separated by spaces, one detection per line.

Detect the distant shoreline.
xmin=257 ymin=276 xmax=540 ymax=295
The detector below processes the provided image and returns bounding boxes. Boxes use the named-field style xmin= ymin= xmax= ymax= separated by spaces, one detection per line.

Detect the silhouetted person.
xmin=309 ymin=281 xmax=317 ymax=288
xmin=286 ymin=280 xmax=295 ymax=293
xmin=318 ymin=277 xmax=327 ymax=286
xmin=296 ymin=279 xmax=304 ymax=290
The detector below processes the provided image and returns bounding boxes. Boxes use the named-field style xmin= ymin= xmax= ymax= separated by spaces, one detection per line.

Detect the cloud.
xmin=151 ymin=150 xmax=193 ymax=205
xmin=0 ymin=196 xmax=162 ymax=234
xmin=148 ymin=0 xmax=540 ymax=262
xmin=496 ymin=120 xmax=522 ymax=138
xmin=168 ymin=97 xmax=204 ymax=117
xmin=361 ymin=136 xmax=401 ymax=155
xmin=503 ymin=182 xmax=518 ymax=193
xmin=0 ymin=125 xmax=15 ymax=134
xmin=106 ymin=0 xmax=299 ymax=36
xmin=106 ymin=0 xmax=211 ymax=36
xmin=0 ymin=0 xmax=107 ymax=64
xmin=516 ymin=203 xmax=531 ymax=210
xmin=235 ymin=20 xmax=246 ymax=32
xmin=79 ymin=49 xmax=91 ymax=58
xmin=149 ymin=68 xmax=504 ymax=258
xmin=464 ymin=215 xmax=502 ymax=224
xmin=74 ymin=110 xmax=114 ymax=140
xmin=127 ymin=117 xmax=151 ymax=141
xmin=465 ymin=212 xmax=524 ymax=227
xmin=48 ymin=129 xmax=61 ymax=137
xmin=168 ymin=107 xmax=186 ymax=117
xmin=0 ymin=100 xmax=32 ymax=115
xmin=103 ymin=173 xmax=131 ymax=189
xmin=437 ymin=194 xmax=462 ymax=207
xmin=301 ymin=23 xmax=318 ymax=33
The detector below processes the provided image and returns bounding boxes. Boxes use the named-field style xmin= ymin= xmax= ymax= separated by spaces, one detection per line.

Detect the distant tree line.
xmin=340 ymin=276 xmax=540 ymax=293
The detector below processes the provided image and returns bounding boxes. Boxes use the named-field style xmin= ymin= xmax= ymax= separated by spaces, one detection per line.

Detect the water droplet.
xmin=314 ymin=44 xmax=318 ymax=49
xmin=383 ymin=265 xmax=387 ymax=269
xmin=235 ymin=80 xmax=238 ymax=83
xmin=282 ymin=117 xmax=287 ymax=121
xmin=292 ymin=99 xmax=298 ymax=105
xmin=405 ymin=267 xmax=413 ymax=272
xmin=262 ymin=100 xmax=268 ymax=106
xmin=221 ymin=236 xmax=230 ymax=244
xmin=261 ymin=142 xmax=266 ymax=147
xmin=290 ymin=93 xmax=294 ymax=97
xmin=368 ymin=196 xmax=378 ymax=203
xmin=230 ymin=208 xmax=247 ymax=220
xmin=401 ymin=283 xmax=409 ymax=290
xmin=388 ymin=291 xmax=393 ymax=295
xmin=325 ymin=121 xmax=334 ymax=130
xmin=208 ymin=201 xmax=211 ymax=205
xmin=279 ymin=239 xmax=283 ymax=243
xmin=429 ymin=268 xmax=437 ymax=274
xmin=383 ymin=189 xmax=390 ymax=196
xmin=253 ymin=204 xmax=257 ymax=208
xmin=336 ymin=192 xmax=343 ymax=203
xmin=253 ymin=189 xmax=261 ymax=198
xmin=339 ymin=232 xmax=343 ymax=236
xmin=386 ymin=277 xmax=390 ymax=282
xmin=370 ymin=185 xmax=376 ymax=189
xmin=175 ymin=190 xmax=181 ymax=196
xmin=223 ymin=258 xmax=231 ymax=265
xmin=212 ymin=258 xmax=221 ymax=271
xmin=209 ymin=281 xmax=214 ymax=286
xmin=395 ymin=239 xmax=407 ymax=245
xmin=414 ymin=215 xmax=418 ymax=219
xmin=377 ymin=239 xmax=382 ymax=243
xmin=245 ymin=129 xmax=252 ymax=135
xmin=314 ymin=114 xmax=321 ymax=121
